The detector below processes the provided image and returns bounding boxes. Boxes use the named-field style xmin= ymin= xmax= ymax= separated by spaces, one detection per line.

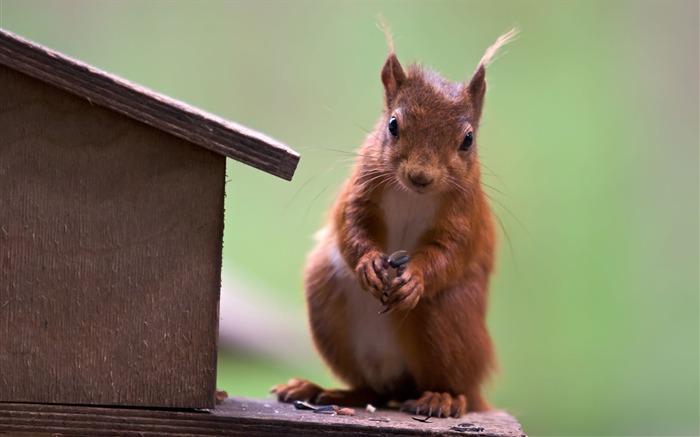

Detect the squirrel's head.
xmin=374 ymin=29 xmax=517 ymax=196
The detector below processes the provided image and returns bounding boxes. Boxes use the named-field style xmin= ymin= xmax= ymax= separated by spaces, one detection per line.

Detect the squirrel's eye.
xmin=388 ymin=116 xmax=399 ymax=137
xmin=460 ymin=132 xmax=473 ymax=151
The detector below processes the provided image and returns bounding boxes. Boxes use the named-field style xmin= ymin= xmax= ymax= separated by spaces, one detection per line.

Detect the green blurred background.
xmin=2 ymin=1 xmax=697 ymax=435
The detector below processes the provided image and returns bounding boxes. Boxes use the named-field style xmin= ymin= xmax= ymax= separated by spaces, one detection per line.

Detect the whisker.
xmin=356 ymin=171 xmax=392 ymax=193
xmin=483 ymin=198 xmax=515 ymax=265
xmin=480 ymin=162 xmax=504 ymax=183
xmin=353 ymin=122 xmax=392 ymax=150
xmin=327 ymin=158 xmax=360 ymax=173
xmin=324 ymin=147 xmax=374 ymax=159
xmin=445 ymin=175 xmax=517 ymax=265
xmin=446 ymin=176 xmax=471 ymax=198
xmin=480 ymin=181 xmax=506 ymax=196
xmin=282 ymin=174 xmax=318 ymax=215
xmin=483 ymin=192 xmax=529 ymax=236
xmin=304 ymin=186 xmax=331 ymax=224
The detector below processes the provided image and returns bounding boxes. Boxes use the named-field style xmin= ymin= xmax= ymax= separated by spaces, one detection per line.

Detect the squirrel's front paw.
xmin=356 ymin=251 xmax=389 ymax=298
xmin=382 ymin=266 xmax=423 ymax=312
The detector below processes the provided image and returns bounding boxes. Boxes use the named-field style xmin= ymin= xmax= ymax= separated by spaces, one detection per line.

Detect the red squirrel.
xmin=273 ymin=29 xmax=517 ymax=418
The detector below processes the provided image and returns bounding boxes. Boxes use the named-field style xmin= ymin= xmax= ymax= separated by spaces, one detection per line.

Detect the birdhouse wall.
xmin=0 ymin=65 xmax=225 ymax=409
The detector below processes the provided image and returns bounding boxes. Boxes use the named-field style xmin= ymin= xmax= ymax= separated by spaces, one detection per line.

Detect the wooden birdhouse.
xmin=0 ymin=29 xmax=299 ymax=410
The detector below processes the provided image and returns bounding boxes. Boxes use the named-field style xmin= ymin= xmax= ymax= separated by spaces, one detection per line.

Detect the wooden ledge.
xmin=0 ymin=397 xmax=526 ymax=436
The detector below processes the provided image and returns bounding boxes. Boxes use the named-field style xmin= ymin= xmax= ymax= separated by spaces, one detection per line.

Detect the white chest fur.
xmin=327 ymin=242 xmax=406 ymax=394
xmin=323 ymin=188 xmax=438 ymax=394
xmin=381 ymin=186 xmax=438 ymax=253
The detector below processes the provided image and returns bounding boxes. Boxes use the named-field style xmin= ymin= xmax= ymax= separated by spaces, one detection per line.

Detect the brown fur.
xmin=273 ymin=30 xmax=517 ymax=418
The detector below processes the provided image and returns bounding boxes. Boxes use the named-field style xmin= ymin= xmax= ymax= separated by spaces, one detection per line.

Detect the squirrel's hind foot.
xmin=400 ymin=391 xmax=467 ymax=418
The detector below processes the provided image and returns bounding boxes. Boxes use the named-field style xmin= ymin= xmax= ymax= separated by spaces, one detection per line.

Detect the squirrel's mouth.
xmin=396 ymin=168 xmax=440 ymax=195
xmin=397 ymin=174 xmax=436 ymax=195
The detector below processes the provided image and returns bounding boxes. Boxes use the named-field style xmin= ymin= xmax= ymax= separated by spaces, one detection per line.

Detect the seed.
xmin=293 ymin=400 xmax=316 ymax=410
xmin=388 ymin=250 xmax=410 ymax=268
xmin=313 ymin=405 xmax=340 ymax=414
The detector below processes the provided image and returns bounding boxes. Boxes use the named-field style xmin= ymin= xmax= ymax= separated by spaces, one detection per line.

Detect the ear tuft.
xmin=467 ymin=28 xmax=518 ymax=119
xmin=377 ymin=20 xmax=406 ymax=104
xmin=377 ymin=17 xmax=396 ymax=53
xmin=476 ymin=28 xmax=519 ymax=72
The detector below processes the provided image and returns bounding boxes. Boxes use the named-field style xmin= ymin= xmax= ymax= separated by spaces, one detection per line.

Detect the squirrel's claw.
xmin=383 ymin=268 xmax=423 ymax=312
xmin=357 ymin=251 xmax=389 ymax=298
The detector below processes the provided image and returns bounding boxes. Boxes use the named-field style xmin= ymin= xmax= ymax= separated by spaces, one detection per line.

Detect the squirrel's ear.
xmin=465 ymin=28 xmax=518 ymax=118
xmin=381 ymin=52 xmax=406 ymax=104
xmin=466 ymin=64 xmax=487 ymax=117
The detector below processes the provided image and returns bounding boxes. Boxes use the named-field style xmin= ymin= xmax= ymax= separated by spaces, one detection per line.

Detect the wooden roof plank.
xmin=0 ymin=28 xmax=299 ymax=181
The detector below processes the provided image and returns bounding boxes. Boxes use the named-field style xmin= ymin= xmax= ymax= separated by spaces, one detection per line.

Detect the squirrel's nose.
xmin=408 ymin=171 xmax=434 ymax=188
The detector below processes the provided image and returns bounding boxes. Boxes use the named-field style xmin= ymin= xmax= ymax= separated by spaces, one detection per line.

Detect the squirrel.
xmin=272 ymin=29 xmax=517 ymax=418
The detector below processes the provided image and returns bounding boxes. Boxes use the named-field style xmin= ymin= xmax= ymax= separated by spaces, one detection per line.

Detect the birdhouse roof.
xmin=0 ymin=29 xmax=299 ymax=180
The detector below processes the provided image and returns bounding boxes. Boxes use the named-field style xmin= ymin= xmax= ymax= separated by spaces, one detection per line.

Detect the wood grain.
xmin=0 ymin=64 xmax=223 ymax=408
xmin=0 ymin=397 xmax=527 ymax=437
xmin=0 ymin=28 xmax=299 ymax=181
